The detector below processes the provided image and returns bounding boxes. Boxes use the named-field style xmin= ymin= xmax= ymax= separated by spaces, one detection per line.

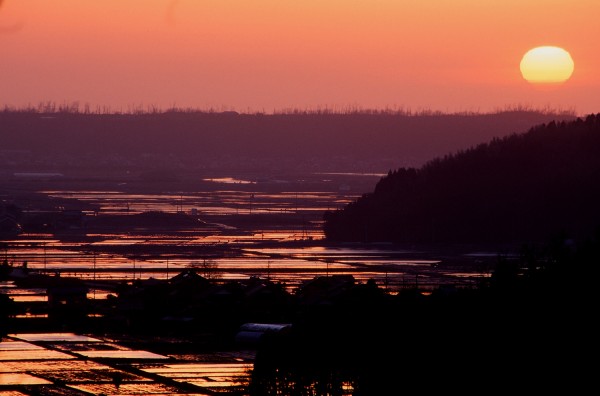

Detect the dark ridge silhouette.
xmin=324 ymin=114 xmax=600 ymax=244
xmin=0 ymin=108 xmax=575 ymax=173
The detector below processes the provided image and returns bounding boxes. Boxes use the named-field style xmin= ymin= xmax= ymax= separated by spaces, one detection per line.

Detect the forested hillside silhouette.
xmin=0 ymin=108 xmax=574 ymax=173
xmin=324 ymin=114 xmax=600 ymax=244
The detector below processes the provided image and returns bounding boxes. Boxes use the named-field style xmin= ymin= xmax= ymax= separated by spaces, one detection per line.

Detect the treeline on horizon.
xmin=0 ymin=104 xmax=577 ymax=172
xmin=0 ymin=101 xmax=577 ymax=116
xmin=323 ymin=114 xmax=600 ymax=245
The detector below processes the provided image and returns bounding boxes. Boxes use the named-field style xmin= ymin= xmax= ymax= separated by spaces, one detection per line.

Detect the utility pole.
xmin=93 ymin=252 xmax=96 ymax=300
xmin=267 ymin=260 xmax=270 ymax=281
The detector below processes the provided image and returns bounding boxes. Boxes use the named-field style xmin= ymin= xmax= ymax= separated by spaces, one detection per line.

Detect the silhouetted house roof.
xmin=235 ymin=322 xmax=292 ymax=345
xmin=56 ymin=209 xmax=85 ymax=229
xmin=170 ymin=269 xmax=210 ymax=287
xmin=243 ymin=276 xmax=290 ymax=300
xmin=0 ymin=215 xmax=21 ymax=236
xmin=166 ymin=269 xmax=211 ymax=300
xmin=46 ymin=276 xmax=89 ymax=308
xmin=295 ymin=275 xmax=356 ymax=305
xmin=206 ymin=281 xmax=244 ymax=302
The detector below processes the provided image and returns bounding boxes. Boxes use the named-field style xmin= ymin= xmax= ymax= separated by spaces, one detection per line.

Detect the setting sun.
xmin=520 ymin=46 xmax=575 ymax=84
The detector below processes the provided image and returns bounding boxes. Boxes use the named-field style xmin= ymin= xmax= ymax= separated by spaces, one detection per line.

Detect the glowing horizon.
xmin=1 ymin=1 xmax=599 ymax=115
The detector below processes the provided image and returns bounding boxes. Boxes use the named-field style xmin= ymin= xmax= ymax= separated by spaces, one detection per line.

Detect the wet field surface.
xmin=1 ymin=332 xmax=254 ymax=395
xmin=1 ymin=172 xmax=501 ymax=292
xmin=1 ymin=171 xmax=513 ymax=395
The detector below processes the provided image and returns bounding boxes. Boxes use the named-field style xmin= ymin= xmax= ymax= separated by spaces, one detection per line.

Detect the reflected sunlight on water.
xmin=10 ymin=333 xmax=103 ymax=343
xmin=0 ymin=341 xmax=44 ymax=351
xmin=0 ymin=373 xmax=52 ymax=385
xmin=39 ymin=189 xmax=355 ymax=217
xmin=74 ymin=350 xmax=170 ymax=360
xmin=0 ymin=176 xmax=504 ymax=395
xmin=67 ymin=383 xmax=198 ymax=395
xmin=0 ymin=330 xmax=252 ymax=395
xmin=141 ymin=362 xmax=251 ymax=392
xmin=203 ymin=177 xmax=255 ymax=184
xmin=0 ymin=185 xmax=495 ymax=305
xmin=0 ymin=349 xmax=75 ymax=361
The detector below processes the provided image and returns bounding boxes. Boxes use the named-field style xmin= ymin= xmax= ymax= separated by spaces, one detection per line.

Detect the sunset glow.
xmin=1 ymin=1 xmax=599 ymax=114
xmin=1 ymin=1 xmax=598 ymax=393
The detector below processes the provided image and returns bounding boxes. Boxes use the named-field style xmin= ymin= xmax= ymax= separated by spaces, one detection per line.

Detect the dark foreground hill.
xmin=323 ymin=114 xmax=600 ymax=244
xmin=0 ymin=109 xmax=575 ymax=174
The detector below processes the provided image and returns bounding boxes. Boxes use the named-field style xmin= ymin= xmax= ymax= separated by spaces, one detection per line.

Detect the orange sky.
xmin=1 ymin=0 xmax=599 ymax=115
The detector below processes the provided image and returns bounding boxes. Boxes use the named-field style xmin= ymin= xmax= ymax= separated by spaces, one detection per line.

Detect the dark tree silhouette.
xmin=324 ymin=114 xmax=600 ymax=245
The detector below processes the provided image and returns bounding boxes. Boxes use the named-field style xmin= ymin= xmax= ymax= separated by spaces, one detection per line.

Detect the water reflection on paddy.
xmin=245 ymin=246 xmax=420 ymax=256
xmin=0 ymin=391 xmax=29 ymax=396
xmin=10 ymin=333 xmax=103 ymax=343
xmin=0 ymin=341 xmax=44 ymax=351
xmin=14 ymin=314 xmax=49 ymax=319
xmin=4 ymin=294 xmax=47 ymax=303
xmin=0 ymin=373 xmax=52 ymax=385
xmin=203 ymin=177 xmax=255 ymax=184
xmin=0 ymin=332 xmax=246 ymax=395
xmin=67 ymin=382 xmax=198 ymax=395
xmin=0 ymin=359 xmax=109 ymax=373
xmin=87 ymin=290 xmax=114 ymax=299
xmin=140 ymin=362 xmax=251 ymax=392
xmin=0 ymin=349 xmax=75 ymax=361
xmin=39 ymin=189 xmax=355 ymax=217
xmin=74 ymin=350 xmax=170 ymax=360
xmin=0 ymin=183 xmax=496 ymax=294
xmin=2 ymin=239 xmax=487 ymax=289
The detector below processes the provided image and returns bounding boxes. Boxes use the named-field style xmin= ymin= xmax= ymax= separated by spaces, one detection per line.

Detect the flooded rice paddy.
xmin=1 ymin=172 xmax=505 ymax=394
xmin=1 ymin=173 xmax=499 ymax=294
xmin=1 ymin=332 xmax=251 ymax=394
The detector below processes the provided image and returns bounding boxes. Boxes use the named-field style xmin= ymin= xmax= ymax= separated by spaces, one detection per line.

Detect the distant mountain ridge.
xmin=0 ymin=109 xmax=576 ymax=173
xmin=323 ymin=114 xmax=600 ymax=244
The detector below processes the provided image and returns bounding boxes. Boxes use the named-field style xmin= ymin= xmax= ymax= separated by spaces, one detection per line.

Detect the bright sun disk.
xmin=520 ymin=46 xmax=574 ymax=84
